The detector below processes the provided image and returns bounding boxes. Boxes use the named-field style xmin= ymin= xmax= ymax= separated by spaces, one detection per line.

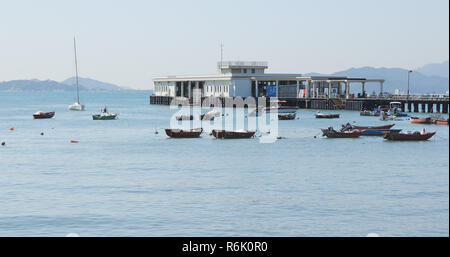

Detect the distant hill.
xmin=306 ymin=66 xmax=449 ymax=94
xmin=416 ymin=61 xmax=449 ymax=78
xmin=0 ymin=79 xmax=86 ymax=92
xmin=0 ymin=77 xmax=131 ymax=92
xmin=61 ymin=77 xmax=131 ymax=91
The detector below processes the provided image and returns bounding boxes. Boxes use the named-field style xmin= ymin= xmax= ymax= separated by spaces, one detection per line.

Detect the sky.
xmin=0 ymin=0 xmax=448 ymax=89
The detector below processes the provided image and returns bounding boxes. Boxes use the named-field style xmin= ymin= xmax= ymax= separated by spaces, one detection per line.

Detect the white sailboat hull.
xmin=68 ymin=103 xmax=85 ymax=111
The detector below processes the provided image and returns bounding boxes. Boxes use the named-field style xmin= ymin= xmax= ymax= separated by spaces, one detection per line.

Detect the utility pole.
xmin=407 ymin=70 xmax=413 ymax=102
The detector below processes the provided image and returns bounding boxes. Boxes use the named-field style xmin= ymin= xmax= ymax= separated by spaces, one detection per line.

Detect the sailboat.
xmin=68 ymin=37 xmax=85 ymax=111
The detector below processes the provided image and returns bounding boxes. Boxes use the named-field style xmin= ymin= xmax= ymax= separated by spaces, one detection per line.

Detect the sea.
xmin=0 ymin=91 xmax=448 ymax=236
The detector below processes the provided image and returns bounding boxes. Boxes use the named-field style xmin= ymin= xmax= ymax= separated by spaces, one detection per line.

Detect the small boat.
xmin=278 ymin=113 xmax=296 ymax=120
xmin=68 ymin=37 xmax=86 ymax=111
xmin=165 ymin=128 xmax=203 ymax=138
xmin=340 ymin=123 xmax=400 ymax=136
xmin=316 ymin=113 xmax=340 ymax=119
xmin=33 ymin=111 xmax=55 ymax=119
xmin=410 ymin=116 xmax=433 ymax=124
xmin=264 ymin=100 xmax=299 ymax=113
xmin=321 ymin=127 xmax=363 ymax=138
xmin=92 ymin=107 xmax=118 ymax=120
xmin=200 ymin=110 xmax=221 ymax=121
xmin=211 ymin=129 xmax=256 ymax=139
xmin=360 ymin=110 xmax=380 ymax=116
xmin=431 ymin=117 xmax=449 ymax=125
xmin=384 ymin=131 xmax=436 ymax=141
xmin=387 ymin=102 xmax=408 ymax=117
xmin=176 ymin=114 xmax=194 ymax=121
xmin=342 ymin=123 xmax=395 ymax=130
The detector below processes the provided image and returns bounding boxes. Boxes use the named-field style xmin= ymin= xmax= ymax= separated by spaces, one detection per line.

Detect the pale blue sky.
xmin=0 ymin=0 xmax=448 ymax=89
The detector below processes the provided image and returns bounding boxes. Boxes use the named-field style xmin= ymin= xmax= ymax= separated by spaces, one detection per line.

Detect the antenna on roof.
xmin=220 ymin=42 xmax=223 ymax=67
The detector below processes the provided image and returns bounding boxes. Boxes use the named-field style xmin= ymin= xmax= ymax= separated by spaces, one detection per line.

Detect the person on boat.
xmin=421 ymin=128 xmax=426 ymax=135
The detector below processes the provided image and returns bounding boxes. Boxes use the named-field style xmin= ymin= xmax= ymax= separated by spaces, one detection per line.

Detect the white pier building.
xmin=153 ymin=61 xmax=385 ymax=100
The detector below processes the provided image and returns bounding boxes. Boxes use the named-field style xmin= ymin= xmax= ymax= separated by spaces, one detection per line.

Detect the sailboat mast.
xmin=73 ymin=37 xmax=80 ymax=104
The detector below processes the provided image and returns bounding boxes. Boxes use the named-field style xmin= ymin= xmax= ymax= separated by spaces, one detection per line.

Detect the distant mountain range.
xmin=306 ymin=61 xmax=449 ymax=94
xmin=0 ymin=77 xmax=131 ymax=92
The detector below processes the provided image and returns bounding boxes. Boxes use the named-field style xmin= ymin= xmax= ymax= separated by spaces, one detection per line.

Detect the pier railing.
xmin=364 ymin=94 xmax=449 ymax=101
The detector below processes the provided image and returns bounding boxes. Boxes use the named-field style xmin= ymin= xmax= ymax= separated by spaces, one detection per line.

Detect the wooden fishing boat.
xmin=211 ymin=130 xmax=256 ymax=139
xmin=321 ymin=127 xmax=363 ymax=138
xmin=278 ymin=113 xmax=296 ymax=120
xmin=431 ymin=118 xmax=449 ymax=125
xmin=165 ymin=128 xmax=203 ymax=138
xmin=410 ymin=117 xmax=433 ymax=124
xmin=316 ymin=113 xmax=340 ymax=119
xmin=33 ymin=111 xmax=55 ymax=119
xmin=383 ymin=131 xmax=436 ymax=141
xmin=343 ymin=123 xmax=395 ymax=130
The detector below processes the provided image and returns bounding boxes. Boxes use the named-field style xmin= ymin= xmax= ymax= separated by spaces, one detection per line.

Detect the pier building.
xmin=150 ymin=61 xmax=449 ymax=113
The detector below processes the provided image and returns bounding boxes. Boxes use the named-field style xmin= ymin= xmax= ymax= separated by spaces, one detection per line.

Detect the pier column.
xmin=181 ymin=82 xmax=184 ymax=97
xmin=296 ymin=80 xmax=300 ymax=98
xmin=275 ymin=80 xmax=279 ymax=97
xmin=305 ymin=81 xmax=310 ymax=98
xmin=255 ymin=80 xmax=258 ymax=98
xmin=328 ymin=81 xmax=332 ymax=99
xmin=407 ymin=102 xmax=411 ymax=112
xmin=421 ymin=103 xmax=426 ymax=113
xmin=312 ymin=81 xmax=317 ymax=98
xmin=379 ymin=81 xmax=384 ymax=96
xmin=188 ymin=81 xmax=192 ymax=99
xmin=443 ymin=104 xmax=449 ymax=114
xmin=345 ymin=81 xmax=350 ymax=99
xmin=428 ymin=103 xmax=434 ymax=113
xmin=362 ymin=82 xmax=366 ymax=97
xmin=436 ymin=103 xmax=441 ymax=113
xmin=414 ymin=102 xmax=419 ymax=112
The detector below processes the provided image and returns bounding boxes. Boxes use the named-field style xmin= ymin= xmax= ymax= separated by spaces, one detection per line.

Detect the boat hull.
xmin=212 ymin=130 xmax=256 ymax=139
xmin=33 ymin=112 xmax=55 ymax=119
xmin=431 ymin=118 xmax=449 ymax=125
xmin=92 ymin=114 xmax=117 ymax=120
xmin=360 ymin=129 xmax=402 ymax=136
xmin=351 ymin=124 xmax=395 ymax=130
xmin=316 ymin=114 xmax=340 ymax=119
xmin=68 ymin=103 xmax=85 ymax=111
xmin=410 ymin=117 xmax=433 ymax=124
xmin=278 ymin=113 xmax=296 ymax=120
xmin=321 ymin=129 xmax=362 ymax=138
xmin=384 ymin=132 xmax=436 ymax=141
xmin=165 ymin=128 xmax=203 ymax=138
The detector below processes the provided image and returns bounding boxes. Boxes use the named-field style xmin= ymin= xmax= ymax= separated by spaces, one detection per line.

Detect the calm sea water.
xmin=0 ymin=91 xmax=448 ymax=236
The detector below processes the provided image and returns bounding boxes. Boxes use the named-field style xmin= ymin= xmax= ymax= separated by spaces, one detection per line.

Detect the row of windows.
xmin=231 ymin=68 xmax=256 ymax=74
xmin=206 ymin=85 xmax=229 ymax=93
xmin=156 ymin=85 xmax=170 ymax=92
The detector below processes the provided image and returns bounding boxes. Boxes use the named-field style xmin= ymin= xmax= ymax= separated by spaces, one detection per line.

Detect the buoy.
xmin=10 ymin=127 xmax=14 ymax=131
xmin=40 ymin=132 xmax=44 ymax=136
xmin=69 ymin=140 xmax=78 ymax=143
xmin=1 ymin=141 xmax=5 ymax=146
xmin=314 ymin=136 xmax=317 ymax=138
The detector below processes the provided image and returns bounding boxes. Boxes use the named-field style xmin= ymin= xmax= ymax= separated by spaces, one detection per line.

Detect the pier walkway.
xmin=150 ymin=94 xmax=450 ymax=114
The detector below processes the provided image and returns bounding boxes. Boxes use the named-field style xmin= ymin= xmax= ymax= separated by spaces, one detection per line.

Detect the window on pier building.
xmin=251 ymin=69 xmax=255 ymax=74
xmin=243 ymin=69 xmax=247 ymax=73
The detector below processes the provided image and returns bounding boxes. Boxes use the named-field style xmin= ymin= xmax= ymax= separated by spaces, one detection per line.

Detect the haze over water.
xmin=0 ymin=91 xmax=448 ymax=236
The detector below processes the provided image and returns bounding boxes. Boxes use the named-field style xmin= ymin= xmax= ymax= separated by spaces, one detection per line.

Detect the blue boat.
xmin=360 ymin=129 xmax=402 ymax=136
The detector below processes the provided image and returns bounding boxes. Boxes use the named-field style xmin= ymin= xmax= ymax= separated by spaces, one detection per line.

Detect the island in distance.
xmin=0 ymin=77 xmax=132 ymax=92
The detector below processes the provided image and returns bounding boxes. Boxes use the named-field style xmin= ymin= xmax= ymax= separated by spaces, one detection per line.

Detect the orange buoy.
xmin=10 ymin=127 xmax=14 ymax=131
xmin=69 ymin=140 xmax=79 ymax=143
